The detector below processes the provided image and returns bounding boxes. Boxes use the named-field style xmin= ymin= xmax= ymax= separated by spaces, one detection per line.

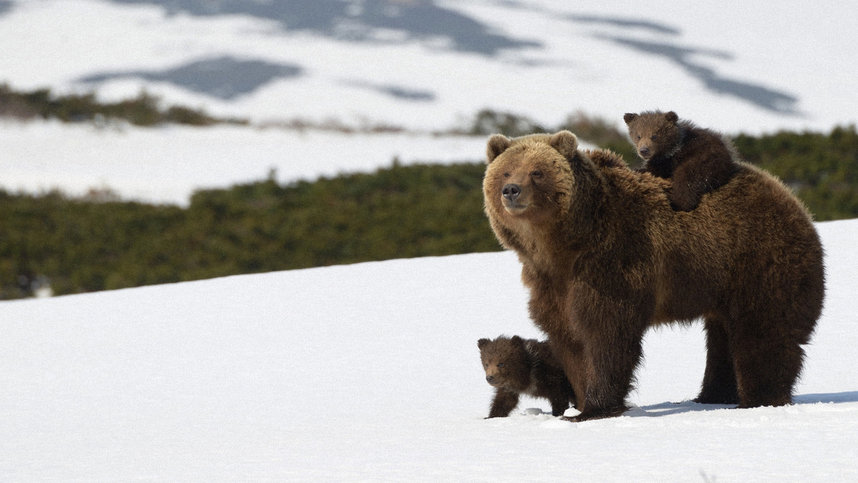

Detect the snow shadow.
xmin=340 ymin=80 xmax=436 ymax=102
xmin=78 ymin=56 xmax=304 ymax=100
xmin=106 ymin=0 xmax=541 ymax=56
xmin=569 ymin=14 xmax=681 ymax=36
xmin=0 ymin=0 xmax=12 ymax=16
xmin=545 ymin=12 xmax=801 ymax=115
xmin=593 ymin=35 xmax=801 ymax=115
xmin=794 ymin=391 xmax=858 ymax=404
xmin=629 ymin=401 xmax=735 ymax=418
xmin=628 ymin=391 xmax=858 ymax=418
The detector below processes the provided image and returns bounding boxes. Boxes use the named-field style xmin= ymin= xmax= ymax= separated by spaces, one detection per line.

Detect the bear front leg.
xmin=487 ymin=389 xmax=520 ymax=418
xmin=548 ymin=395 xmax=571 ymax=417
xmin=565 ymin=331 xmax=643 ymax=422
xmin=667 ymin=168 xmax=702 ymax=211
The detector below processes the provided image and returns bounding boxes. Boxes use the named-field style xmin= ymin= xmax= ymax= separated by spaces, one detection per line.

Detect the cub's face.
xmin=478 ymin=337 xmax=529 ymax=389
xmin=483 ymin=132 xmax=577 ymax=223
xmin=624 ymin=111 xmax=681 ymax=161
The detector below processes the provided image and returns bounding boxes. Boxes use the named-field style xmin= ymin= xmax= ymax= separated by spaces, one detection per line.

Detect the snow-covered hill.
xmin=1 ymin=0 xmax=856 ymax=203
xmin=2 ymin=0 xmax=856 ymax=133
xmin=1 ymin=219 xmax=857 ymax=480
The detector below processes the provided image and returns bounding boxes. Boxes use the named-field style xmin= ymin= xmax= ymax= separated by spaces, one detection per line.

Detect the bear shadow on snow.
xmin=482 ymin=130 xmax=825 ymax=422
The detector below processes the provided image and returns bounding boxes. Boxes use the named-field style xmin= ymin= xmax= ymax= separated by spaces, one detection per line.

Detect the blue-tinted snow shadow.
xmin=339 ymin=79 xmax=436 ymax=102
xmin=627 ymin=391 xmax=858 ymax=418
xmin=78 ymin=56 xmax=304 ymax=100
xmin=794 ymin=391 xmax=858 ymax=404
xmin=106 ymin=0 xmax=541 ymax=56
xmin=520 ymin=9 xmax=800 ymax=115
xmin=592 ymin=34 xmax=801 ymax=115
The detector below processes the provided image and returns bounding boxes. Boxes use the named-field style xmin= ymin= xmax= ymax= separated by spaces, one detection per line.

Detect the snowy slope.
xmin=1 ymin=0 xmax=857 ymax=204
xmin=0 ymin=122 xmax=487 ymax=205
xmin=1 ymin=0 xmax=855 ymax=134
xmin=1 ymin=219 xmax=857 ymax=481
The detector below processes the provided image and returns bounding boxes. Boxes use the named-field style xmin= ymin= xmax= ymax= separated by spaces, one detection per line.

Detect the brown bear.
xmin=482 ymin=130 xmax=824 ymax=422
xmin=478 ymin=335 xmax=577 ymax=418
xmin=624 ymin=110 xmax=739 ymax=211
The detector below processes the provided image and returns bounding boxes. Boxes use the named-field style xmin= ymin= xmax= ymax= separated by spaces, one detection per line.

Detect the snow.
xmin=3 ymin=0 xmax=856 ymax=135
xmin=2 ymin=221 xmax=858 ymax=480
xmin=2 ymin=1 xmax=858 ymax=479
xmin=1 ymin=0 xmax=857 ymax=204
xmin=0 ymin=122 xmax=486 ymax=205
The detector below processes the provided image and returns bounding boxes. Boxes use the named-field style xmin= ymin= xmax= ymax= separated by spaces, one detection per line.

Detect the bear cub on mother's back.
xmin=478 ymin=335 xmax=576 ymax=418
xmin=624 ymin=110 xmax=739 ymax=211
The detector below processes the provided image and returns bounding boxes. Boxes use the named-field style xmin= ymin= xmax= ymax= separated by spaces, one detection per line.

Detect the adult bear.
xmin=482 ymin=130 xmax=825 ymax=422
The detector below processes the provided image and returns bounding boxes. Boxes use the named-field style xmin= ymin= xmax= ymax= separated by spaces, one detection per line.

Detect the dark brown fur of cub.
xmin=624 ymin=110 xmax=739 ymax=211
xmin=478 ymin=335 xmax=576 ymax=418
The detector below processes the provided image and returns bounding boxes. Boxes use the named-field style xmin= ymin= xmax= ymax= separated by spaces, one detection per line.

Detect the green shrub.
xmin=1 ymin=111 xmax=855 ymax=299
xmin=733 ymin=125 xmax=858 ymax=220
xmin=0 ymin=83 xmax=244 ymax=126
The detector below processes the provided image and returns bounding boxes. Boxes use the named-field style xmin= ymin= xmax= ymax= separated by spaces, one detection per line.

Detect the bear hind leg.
xmin=730 ymin=318 xmax=806 ymax=408
xmin=696 ymin=316 xmax=739 ymax=405
xmin=731 ymin=327 xmax=805 ymax=408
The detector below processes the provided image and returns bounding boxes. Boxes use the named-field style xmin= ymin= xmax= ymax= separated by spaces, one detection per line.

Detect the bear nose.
xmin=485 ymin=375 xmax=495 ymax=384
xmin=502 ymin=183 xmax=521 ymax=201
xmin=638 ymin=147 xmax=651 ymax=157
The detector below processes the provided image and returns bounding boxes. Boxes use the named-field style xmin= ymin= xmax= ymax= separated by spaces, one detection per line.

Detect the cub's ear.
xmin=478 ymin=338 xmax=490 ymax=350
xmin=510 ymin=335 xmax=524 ymax=346
xmin=623 ymin=113 xmax=638 ymax=125
xmin=549 ymin=130 xmax=579 ymax=161
xmin=665 ymin=111 xmax=679 ymax=123
xmin=523 ymin=339 xmax=538 ymax=354
xmin=486 ymin=134 xmax=512 ymax=164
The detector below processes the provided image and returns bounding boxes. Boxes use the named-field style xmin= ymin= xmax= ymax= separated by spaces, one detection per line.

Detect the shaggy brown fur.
xmin=483 ymin=131 xmax=825 ymax=422
xmin=624 ymin=110 xmax=739 ymax=211
xmin=478 ymin=335 xmax=577 ymax=418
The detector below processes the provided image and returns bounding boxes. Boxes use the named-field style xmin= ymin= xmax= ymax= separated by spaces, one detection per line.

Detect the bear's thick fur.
xmin=478 ymin=335 xmax=576 ymax=418
xmin=624 ymin=110 xmax=739 ymax=211
xmin=483 ymin=130 xmax=824 ymax=421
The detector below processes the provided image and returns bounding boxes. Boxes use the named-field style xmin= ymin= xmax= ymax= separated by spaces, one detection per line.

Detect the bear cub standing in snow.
xmin=624 ymin=110 xmax=739 ymax=211
xmin=478 ymin=335 xmax=576 ymax=418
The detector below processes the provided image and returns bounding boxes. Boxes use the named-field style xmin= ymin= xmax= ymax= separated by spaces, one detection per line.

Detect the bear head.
xmin=483 ymin=130 xmax=580 ymax=225
xmin=478 ymin=336 xmax=531 ymax=390
xmin=623 ymin=110 xmax=682 ymax=162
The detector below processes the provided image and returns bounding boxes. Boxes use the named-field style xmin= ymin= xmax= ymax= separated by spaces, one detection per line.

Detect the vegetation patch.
xmin=1 ymin=85 xmax=854 ymax=298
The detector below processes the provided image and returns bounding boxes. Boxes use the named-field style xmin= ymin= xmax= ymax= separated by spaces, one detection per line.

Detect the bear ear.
xmin=510 ymin=335 xmax=524 ymax=346
xmin=665 ymin=111 xmax=679 ymax=123
xmin=549 ymin=130 xmax=579 ymax=160
xmin=623 ymin=113 xmax=638 ymax=125
xmin=478 ymin=338 xmax=490 ymax=350
xmin=486 ymin=134 xmax=512 ymax=164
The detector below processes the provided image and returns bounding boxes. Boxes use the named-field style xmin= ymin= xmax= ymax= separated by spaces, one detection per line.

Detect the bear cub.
xmin=478 ymin=335 xmax=576 ymax=418
xmin=624 ymin=110 xmax=739 ymax=211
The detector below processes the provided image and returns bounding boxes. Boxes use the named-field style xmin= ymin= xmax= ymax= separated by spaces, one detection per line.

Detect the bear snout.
xmin=485 ymin=375 xmax=497 ymax=385
xmin=502 ymin=183 xmax=521 ymax=201
xmin=638 ymin=146 xmax=651 ymax=158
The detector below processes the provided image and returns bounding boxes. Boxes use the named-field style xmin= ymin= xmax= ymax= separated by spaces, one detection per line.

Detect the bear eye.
xmin=503 ymin=172 xmax=511 ymax=178
xmin=651 ymin=135 xmax=658 ymax=141
xmin=636 ymin=135 xmax=641 ymax=140
xmin=497 ymin=362 xmax=505 ymax=368
xmin=531 ymin=170 xmax=543 ymax=179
